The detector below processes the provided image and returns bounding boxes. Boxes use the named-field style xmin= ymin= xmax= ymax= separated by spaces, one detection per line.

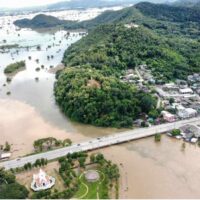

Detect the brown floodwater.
xmin=2 ymin=98 xmax=200 ymax=198
xmin=99 ymin=135 xmax=200 ymax=199
xmin=1 ymin=12 xmax=200 ymax=199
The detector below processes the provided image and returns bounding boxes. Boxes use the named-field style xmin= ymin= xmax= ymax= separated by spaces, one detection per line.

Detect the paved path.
xmin=1 ymin=117 xmax=200 ymax=170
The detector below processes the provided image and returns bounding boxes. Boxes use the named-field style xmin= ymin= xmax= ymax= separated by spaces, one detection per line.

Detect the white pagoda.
xmin=31 ymin=169 xmax=55 ymax=192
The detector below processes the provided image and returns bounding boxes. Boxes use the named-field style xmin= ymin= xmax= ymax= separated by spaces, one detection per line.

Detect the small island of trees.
xmin=4 ymin=61 xmax=26 ymax=74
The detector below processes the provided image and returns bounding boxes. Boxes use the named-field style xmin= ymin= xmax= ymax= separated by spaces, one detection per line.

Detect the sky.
xmin=0 ymin=0 xmax=176 ymax=9
xmin=0 ymin=0 xmax=68 ymax=8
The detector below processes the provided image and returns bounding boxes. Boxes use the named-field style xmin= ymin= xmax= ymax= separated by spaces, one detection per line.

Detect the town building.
xmin=180 ymin=124 xmax=200 ymax=141
xmin=163 ymin=83 xmax=179 ymax=92
xmin=177 ymin=107 xmax=197 ymax=119
xmin=161 ymin=111 xmax=176 ymax=122
xmin=0 ymin=152 xmax=11 ymax=160
xmin=31 ymin=169 xmax=55 ymax=192
xmin=179 ymin=88 xmax=193 ymax=94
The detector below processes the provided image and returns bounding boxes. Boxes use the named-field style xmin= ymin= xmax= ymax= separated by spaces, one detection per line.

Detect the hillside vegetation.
xmin=15 ymin=2 xmax=200 ymax=40
xmin=14 ymin=14 xmax=76 ymax=29
xmin=63 ymin=24 xmax=200 ymax=81
xmin=54 ymin=67 xmax=156 ymax=128
xmin=4 ymin=61 xmax=26 ymax=74
xmin=135 ymin=2 xmax=200 ymax=22
xmin=53 ymin=2 xmax=200 ymax=127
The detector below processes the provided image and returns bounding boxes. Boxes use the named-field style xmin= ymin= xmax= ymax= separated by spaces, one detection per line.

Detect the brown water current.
xmin=1 ymin=11 xmax=200 ymax=199
xmin=99 ymin=136 xmax=200 ymax=198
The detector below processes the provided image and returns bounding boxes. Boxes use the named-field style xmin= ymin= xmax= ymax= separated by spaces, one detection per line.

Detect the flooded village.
xmin=0 ymin=4 xmax=200 ymax=199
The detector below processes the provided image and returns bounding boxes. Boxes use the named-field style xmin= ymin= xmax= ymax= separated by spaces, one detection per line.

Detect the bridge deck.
xmin=1 ymin=117 xmax=200 ymax=170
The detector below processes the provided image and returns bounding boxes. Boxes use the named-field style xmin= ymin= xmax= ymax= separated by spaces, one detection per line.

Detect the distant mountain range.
xmin=0 ymin=0 xmax=176 ymax=13
xmin=47 ymin=0 xmax=136 ymax=10
xmin=46 ymin=0 xmax=176 ymax=10
xmin=14 ymin=1 xmax=200 ymax=30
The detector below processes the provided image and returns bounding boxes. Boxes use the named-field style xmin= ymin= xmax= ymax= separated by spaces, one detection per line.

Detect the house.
xmin=161 ymin=111 xmax=176 ymax=122
xmin=177 ymin=108 xmax=197 ymax=119
xmin=31 ymin=169 xmax=55 ymax=192
xmin=163 ymin=83 xmax=179 ymax=92
xmin=174 ymin=104 xmax=185 ymax=110
xmin=133 ymin=119 xmax=144 ymax=127
xmin=125 ymin=23 xmax=139 ymax=29
xmin=0 ymin=152 xmax=11 ymax=160
xmin=179 ymin=88 xmax=193 ymax=94
xmin=180 ymin=124 xmax=200 ymax=141
xmin=188 ymin=75 xmax=195 ymax=82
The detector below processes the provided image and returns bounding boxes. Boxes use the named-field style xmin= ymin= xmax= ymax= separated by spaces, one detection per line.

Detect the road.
xmin=1 ymin=117 xmax=200 ymax=170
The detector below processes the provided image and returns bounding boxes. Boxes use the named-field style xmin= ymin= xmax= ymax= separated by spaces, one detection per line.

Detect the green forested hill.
xmin=15 ymin=2 xmax=200 ymax=39
xmin=135 ymin=2 xmax=200 ymax=22
xmin=78 ymin=2 xmax=200 ymax=39
xmin=73 ymin=2 xmax=200 ymax=39
xmin=53 ymin=2 xmax=200 ymax=128
xmin=54 ymin=67 xmax=156 ymax=127
xmin=173 ymin=0 xmax=200 ymax=8
xmin=63 ymin=24 xmax=200 ymax=81
xmin=14 ymin=14 xmax=75 ymax=29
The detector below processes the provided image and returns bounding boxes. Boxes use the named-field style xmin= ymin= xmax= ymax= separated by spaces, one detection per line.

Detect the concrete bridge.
xmin=1 ymin=117 xmax=200 ymax=170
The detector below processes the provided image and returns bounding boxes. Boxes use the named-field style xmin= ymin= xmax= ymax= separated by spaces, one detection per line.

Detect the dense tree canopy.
xmin=54 ymin=2 xmax=200 ymax=128
xmin=54 ymin=67 xmax=156 ymax=128
xmin=0 ymin=168 xmax=29 ymax=199
xmin=63 ymin=24 xmax=200 ymax=81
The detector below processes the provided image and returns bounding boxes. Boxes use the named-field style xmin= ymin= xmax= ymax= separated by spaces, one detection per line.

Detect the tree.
xmin=181 ymin=142 xmax=186 ymax=151
xmin=36 ymin=45 xmax=41 ymax=51
xmin=169 ymin=97 xmax=175 ymax=105
xmin=0 ymin=183 xmax=29 ymax=199
xmin=0 ymin=168 xmax=29 ymax=199
xmin=171 ymin=129 xmax=181 ymax=136
xmin=4 ymin=142 xmax=11 ymax=152
xmin=155 ymin=133 xmax=161 ymax=142
xmin=149 ymin=109 xmax=159 ymax=119
xmin=140 ymin=94 xmax=156 ymax=113
xmin=90 ymin=154 xmax=96 ymax=163
xmin=78 ymin=157 xmax=86 ymax=168
xmin=34 ymin=159 xmax=41 ymax=167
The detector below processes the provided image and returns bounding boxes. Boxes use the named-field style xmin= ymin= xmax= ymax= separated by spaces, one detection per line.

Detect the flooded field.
xmin=0 ymin=12 xmax=121 ymax=157
xmin=100 ymin=135 xmax=200 ymax=198
xmin=1 ymin=10 xmax=200 ymax=199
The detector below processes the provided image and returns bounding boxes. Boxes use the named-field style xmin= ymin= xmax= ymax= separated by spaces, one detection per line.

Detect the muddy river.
xmin=1 ymin=11 xmax=200 ymax=199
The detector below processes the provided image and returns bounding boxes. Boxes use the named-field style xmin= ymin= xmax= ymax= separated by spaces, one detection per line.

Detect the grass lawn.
xmin=74 ymin=170 xmax=108 ymax=199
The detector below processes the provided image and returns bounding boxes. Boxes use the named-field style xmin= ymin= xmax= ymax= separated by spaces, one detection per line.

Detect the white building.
xmin=161 ymin=111 xmax=176 ymax=122
xmin=125 ymin=23 xmax=139 ymax=29
xmin=0 ymin=152 xmax=11 ymax=160
xmin=179 ymin=88 xmax=193 ymax=94
xmin=177 ymin=108 xmax=197 ymax=119
xmin=31 ymin=169 xmax=55 ymax=192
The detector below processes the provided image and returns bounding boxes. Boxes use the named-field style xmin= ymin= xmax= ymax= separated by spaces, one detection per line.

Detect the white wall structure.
xmin=31 ymin=169 xmax=55 ymax=192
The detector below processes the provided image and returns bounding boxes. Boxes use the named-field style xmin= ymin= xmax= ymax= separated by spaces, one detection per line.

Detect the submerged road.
xmin=1 ymin=117 xmax=200 ymax=170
